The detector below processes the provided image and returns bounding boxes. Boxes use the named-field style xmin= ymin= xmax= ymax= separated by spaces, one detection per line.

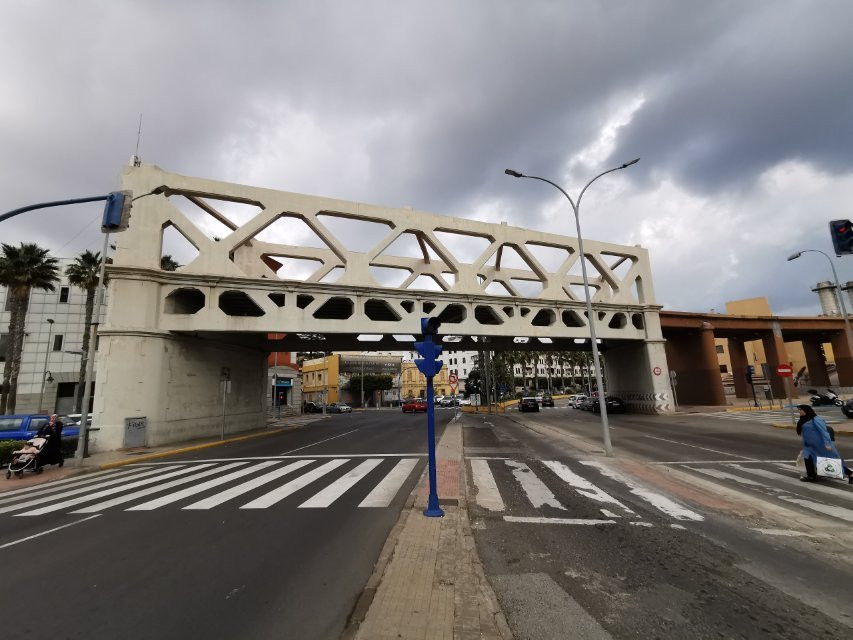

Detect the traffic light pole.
xmin=415 ymin=317 xmax=444 ymax=518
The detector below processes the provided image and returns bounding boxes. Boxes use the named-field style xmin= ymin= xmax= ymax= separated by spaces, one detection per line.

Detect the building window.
xmin=53 ymin=335 xmax=64 ymax=351
xmin=719 ymin=365 xmax=728 ymax=373
xmin=0 ymin=333 xmax=8 ymax=362
xmin=462 ymin=357 xmax=466 ymax=363
xmin=59 ymin=287 xmax=70 ymax=303
xmin=715 ymin=345 xmax=724 ymax=354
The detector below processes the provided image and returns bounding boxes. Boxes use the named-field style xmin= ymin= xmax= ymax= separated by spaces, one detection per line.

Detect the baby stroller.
xmin=6 ymin=434 xmax=64 ymax=479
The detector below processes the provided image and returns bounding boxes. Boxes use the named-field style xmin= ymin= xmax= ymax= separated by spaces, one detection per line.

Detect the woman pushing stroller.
xmin=796 ymin=404 xmax=853 ymax=483
xmin=6 ymin=414 xmax=65 ymax=478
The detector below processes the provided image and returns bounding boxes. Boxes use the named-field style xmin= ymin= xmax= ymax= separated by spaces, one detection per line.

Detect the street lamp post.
xmin=505 ymin=159 xmax=640 ymax=457
xmin=788 ymin=248 xmax=853 ymax=353
xmin=37 ymin=319 xmax=55 ymax=412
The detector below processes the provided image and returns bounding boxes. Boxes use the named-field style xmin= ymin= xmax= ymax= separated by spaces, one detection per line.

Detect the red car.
xmin=402 ymin=399 xmax=427 ymax=413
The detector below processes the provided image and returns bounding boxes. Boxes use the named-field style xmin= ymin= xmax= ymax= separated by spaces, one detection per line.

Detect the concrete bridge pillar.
xmin=761 ymin=324 xmax=792 ymax=399
xmin=830 ymin=330 xmax=853 ymax=386
xmin=802 ymin=340 xmax=831 ymax=387
xmin=728 ymin=338 xmax=750 ymax=399
xmin=605 ymin=338 xmax=674 ymax=413
xmin=663 ymin=323 xmax=726 ymax=406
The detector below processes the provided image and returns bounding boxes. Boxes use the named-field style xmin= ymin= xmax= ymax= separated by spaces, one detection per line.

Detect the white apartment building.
xmin=0 ymin=258 xmax=107 ymax=414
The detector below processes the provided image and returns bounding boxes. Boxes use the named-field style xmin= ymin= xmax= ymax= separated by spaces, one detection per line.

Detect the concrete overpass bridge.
xmin=92 ymin=165 xmax=673 ymax=450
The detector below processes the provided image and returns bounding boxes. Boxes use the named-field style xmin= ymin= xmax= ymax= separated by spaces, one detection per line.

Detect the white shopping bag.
xmin=815 ymin=456 xmax=845 ymax=480
xmin=795 ymin=452 xmax=806 ymax=476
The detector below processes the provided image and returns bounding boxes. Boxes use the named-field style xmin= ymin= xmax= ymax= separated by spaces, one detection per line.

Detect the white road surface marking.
xmin=281 ymin=429 xmax=360 ymax=455
xmin=505 ymin=460 xmax=565 ymax=510
xmin=470 ymin=459 xmax=505 ymax=511
xmin=504 ymin=516 xmax=616 ymax=525
xmin=543 ymin=460 xmax=634 ymax=513
xmin=182 ymin=460 xmax=315 ymax=509
xmin=726 ymin=465 xmax=853 ymax=503
xmin=750 ymin=528 xmax=824 ymax=538
xmin=359 ymin=458 xmax=419 ymax=508
xmin=580 ymin=461 xmax=704 ymax=521
xmin=241 ymin=459 xmax=349 ymax=509
xmin=0 ymin=515 xmax=102 ymax=550
xmin=299 ymin=458 xmax=383 ymax=508
xmin=778 ymin=497 xmax=853 ymax=523
xmin=0 ymin=467 xmax=146 ymax=502
xmin=641 ymin=435 xmax=757 ymax=461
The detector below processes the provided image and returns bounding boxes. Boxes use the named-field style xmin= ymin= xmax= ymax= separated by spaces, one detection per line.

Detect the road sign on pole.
xmin=776 ymin=364 xmax=793 ymax=377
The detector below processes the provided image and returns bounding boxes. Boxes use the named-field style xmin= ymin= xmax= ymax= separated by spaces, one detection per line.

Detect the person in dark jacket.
xmin=36 ymin=414 xmax=64 ymax=466
xmin=796 ymin=405 xmax=852 ymax=483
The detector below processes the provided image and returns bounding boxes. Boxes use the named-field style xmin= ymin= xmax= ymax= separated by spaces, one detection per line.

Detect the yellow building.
xmin=302 ymin=354 xmax=341 ymax=404
xmin=401 ymin=361 xmax=452 ymax=399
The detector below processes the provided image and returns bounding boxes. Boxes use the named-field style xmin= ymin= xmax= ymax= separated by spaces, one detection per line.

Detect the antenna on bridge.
xmin=130 ymin=113 xmax=143 ymax=167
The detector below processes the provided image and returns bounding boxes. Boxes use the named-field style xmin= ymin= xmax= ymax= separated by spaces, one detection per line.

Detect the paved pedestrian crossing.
xmin=0 ymin=456 xmax=423 ymax=517
xmin=708 ymin=409 xmax=842 ymax=425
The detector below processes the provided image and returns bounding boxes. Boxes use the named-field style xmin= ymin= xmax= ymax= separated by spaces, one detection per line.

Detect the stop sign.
xmin=776 ymin=364 xmax=793 ymax=377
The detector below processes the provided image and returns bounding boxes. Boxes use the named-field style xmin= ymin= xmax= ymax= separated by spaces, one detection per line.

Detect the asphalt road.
xmin=0 ymin=409 xmax=451 ymax=640
xmin=465 ymin=402 xmax=853 ymax=639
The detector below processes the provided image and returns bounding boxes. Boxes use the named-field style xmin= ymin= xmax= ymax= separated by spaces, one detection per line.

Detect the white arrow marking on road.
xmin=0 ymin=466 xmax=182 ymax=514
xmin=470 ymin=459 xmax=505 ymax=512
xmin=505 ymin=460 xmax=565 ymax=510
xmin=299 ymin=459 xmax=383 ymax=508
xmin=182 ymin=460 xmax=315 ymax=510
xmin=543 ymin=460 xmax=635 ymax=513
xmin=241 ymin=459 xmax=349 ymax=509
xmin=580 ymin=461 xmax=704 ymax=521
xmin=359 ymin=458 xmax=419 ymax=508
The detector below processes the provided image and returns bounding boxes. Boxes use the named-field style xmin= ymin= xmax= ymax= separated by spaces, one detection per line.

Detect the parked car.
xmin=434 ymin=395 xmax=445 ymax=405
xmin=303 ymin=402 xmax=322 ymax=413
xmin=336 ymin=403 xmax=352 ymax=413
xmin=519 ymin=397 xmax=540 ymax=412
xmin=842 ymin=398 xmax=853 ymax=419
xmin=0 ymin=414 xmax=80 ymax=441
xmin=541 ymin=394 xmax=554 ymax=407
xmin=591 ymin=396 xmax=627 ymax=414
xmin=440 ymin=396 xmax=458 ymax=407
xmin=569 ymin=395 xmax=587 ymax=408
xmin=402 ymin=398 xmax=427 ymax=413
xmin=535 ymin=392 xmax=544 ymax=405
xmin=459 ymin=398 xmax=471 ymax=406
xmin=578 ymin=397 xmax=595 ymax=411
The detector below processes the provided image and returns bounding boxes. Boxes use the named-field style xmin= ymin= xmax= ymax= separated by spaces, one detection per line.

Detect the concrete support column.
xmin=728 ymin=338 xmax=750 ymax=398
xmin=663 ymin=323 xmax=726 ymax=406
xmin=761 ymin=325 xmax=792 ymax=399
xmin=830 ymin=330 xmax=853 ymax=386
xmin=604 ymin=339 xmax=674 ymax=413
xmin=802 ymin=340 xmax=831 ymax=387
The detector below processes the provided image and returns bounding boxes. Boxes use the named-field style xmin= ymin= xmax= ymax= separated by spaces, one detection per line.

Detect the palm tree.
xmin=65 ymin=250 xmax=104 ymax=412
xmin=0 ymin=243 xmax=59 ymax=413
xmin=160 ymin=255 xmax=180 ymax=271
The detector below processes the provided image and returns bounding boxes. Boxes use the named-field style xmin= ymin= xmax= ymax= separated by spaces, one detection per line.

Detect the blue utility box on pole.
xmin=414 ymin=317 xmax=444 ymax=517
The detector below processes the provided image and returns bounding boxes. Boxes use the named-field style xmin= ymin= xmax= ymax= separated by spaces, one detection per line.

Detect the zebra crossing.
xmin=0 ymin=456 xmax=423 ymax=517
xmin=466 ymin=457 xmax=705 ymax=526
xmin=708 ymin=409 xmax=842 ymax=425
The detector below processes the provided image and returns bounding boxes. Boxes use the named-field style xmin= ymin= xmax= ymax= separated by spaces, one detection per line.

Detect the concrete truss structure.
xmin=93 ymin=166 xmax=674 ymax=450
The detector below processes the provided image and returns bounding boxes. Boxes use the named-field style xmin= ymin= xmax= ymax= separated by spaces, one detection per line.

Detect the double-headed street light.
xmin=505 ymin=158 xmax=640 ymax=457
xmin=788 ymin=249 xmax=853 ymax=350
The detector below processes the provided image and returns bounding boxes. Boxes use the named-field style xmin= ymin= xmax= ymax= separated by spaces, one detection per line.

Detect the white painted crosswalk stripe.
xmin=542 ymin=460 xmax=635 ymax=514
xmin=182 ymin=460 xmax=315 ymax=510
xmin=359 ymin=458 xmax=419 ymax=508
xmin=74 ymin=462 xmax=257 ymax=513
xmin=0 ymin=466 xmax=182 ymax=514
xmin=299 ymin=459 xmax=383 ymax=508
xmin=0 ymin=467 xmax=147 ymax=502
xmin=469 ymin=459 xmax=505 ymax=511
xmin=14 ymin=465 xmax=213 ymax=516
xmin=505 ymin=460 xmax=565 ymax=510
xmin=241 ymin=459 xmax=349 ymax=509
xmin=725 ymin=464 xmax=853 ymax=504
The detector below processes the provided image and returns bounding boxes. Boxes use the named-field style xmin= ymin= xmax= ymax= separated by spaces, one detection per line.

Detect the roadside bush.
xmin=0 ymin=438 xmax=79 ymax=466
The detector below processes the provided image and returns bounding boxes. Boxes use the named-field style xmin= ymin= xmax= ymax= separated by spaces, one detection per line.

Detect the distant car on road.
xmin=519 ymin=397 xmax=539 ymax=412
xmin=591 ymin=397 xmax=627 ymax=414
xmin=402 ymin=398 xmax=427 ymax=413
xmin=842 ymin=398 xmax=853 ymax=419
xmin=328 ymin=403 xmax=352 ymax=413
xmin=569 ymin=395 xmax=587 ymax=409
xmin=541 ymin=394 xmax=554 ymax=407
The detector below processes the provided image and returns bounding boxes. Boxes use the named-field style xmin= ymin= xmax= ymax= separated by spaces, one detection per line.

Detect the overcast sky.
xmin=2 ymin=0 xmax=852 ymax=316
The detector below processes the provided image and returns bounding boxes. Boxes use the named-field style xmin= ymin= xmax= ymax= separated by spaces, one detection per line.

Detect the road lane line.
xmin=690 ymin=468 xmax=767 ymax=487
xmin=0 ymin=468 xmax=153 ymax=505
xmin=505 ymin=460 xmax=565 ymax=510
xmin=503 ymin=516 xmax=615 ymax=525
xmin=127 ymin=453 xmax=427 ymax=464
xmin=14 ymin=465 xmax=214 ymax=516
xmin=0 ymin=515 xmax=102 ymax=550
xmin=580 ymin=461 xmax=704 ymax=521
xmin=241 ymin=459 xmax=349 ymax=509
xmin=543 ymin=460 xmax=634 ymax=513
xmin=469 ymin=459 xmax=505 ymax=512
xmin=640 ymin=435 xmax=757 ymax=460
xmin=727 ymin=465 xmax=853 ymax=503
xmin=648 ymin=459 xmax=792 ymax=465
xmin=280 ymin=429 xmax=360 ymax=455
xmin=750 ymin=528 xmax=826 ymax=538
xmin=182 ymin=460 xmax=315 ymax=509
xmin=75 ymin=462 xmax=257 ymax=512
xmin=0 ymin=466 xmax=182 ymax=514
xmin=299 ymin=459 xmax=383 ymax=508
xmin=359 ymin=458 xmax=419 ymax=508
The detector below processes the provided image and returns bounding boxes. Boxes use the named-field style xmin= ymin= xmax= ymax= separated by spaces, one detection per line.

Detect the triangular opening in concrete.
xmin=265 ymin=255 xmax=324 ymax=281
xmin=316 ymin=213 xmax=393 ymax=253
xmin=432 ymin=230 xmax=492 ymax=264
xmin=378 ymin=231 xmax=442 ymax=262
xmin=406 ymin=274 xmax=446 ymax=291
xmin=525 ymin=243 xmax=571 ymax=272
xmin=602 ymin=252 xmax=634 ymax=281
xmin=254 ymin=215 xmax=334 ymax=250
xmin=370 ymin=266 xmax=412 ymax=288
xmin=485 ymin=281 xmax=514 ymax=296
xmin=160 ymin=223 xmax=199 ymax=271
xmin=510 ymin=279 xmax=543 ymax=298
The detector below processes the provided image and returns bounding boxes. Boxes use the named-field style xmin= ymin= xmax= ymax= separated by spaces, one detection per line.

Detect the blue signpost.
xmin=414 ymin=317 xmax=444 ymax=518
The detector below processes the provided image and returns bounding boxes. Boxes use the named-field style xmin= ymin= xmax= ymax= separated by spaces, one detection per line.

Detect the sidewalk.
xmin=347 ymin=415 xmax=511 ymax=640
xmin=0 ymin=414 xmax=320 ymax=493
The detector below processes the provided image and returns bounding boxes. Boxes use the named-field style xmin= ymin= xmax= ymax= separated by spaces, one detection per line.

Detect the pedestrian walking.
xmin=796 ymin=404 xmax=852 ymax=483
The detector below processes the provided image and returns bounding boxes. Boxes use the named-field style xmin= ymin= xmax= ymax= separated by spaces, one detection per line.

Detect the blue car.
xmin=0 ymin=414 xmax=80 ymax=441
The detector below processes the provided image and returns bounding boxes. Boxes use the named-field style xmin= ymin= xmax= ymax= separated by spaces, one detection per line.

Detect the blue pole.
xmin=0 ymin=195 xmax=110 ymax=224
xmin=424 ymin=372 xmax=444 ymax=517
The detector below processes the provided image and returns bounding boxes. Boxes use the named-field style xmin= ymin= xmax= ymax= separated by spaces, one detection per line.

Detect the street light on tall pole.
xmin=505 ymin=158 xmax=640 ymax=457
xmin=788 ymin=249 xmax=853 ymax=349
xmin=37 ymin=318 xmax=55 ymax=412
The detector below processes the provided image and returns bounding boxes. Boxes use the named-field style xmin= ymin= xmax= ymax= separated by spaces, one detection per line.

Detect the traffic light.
xmin=745 ymin=364 xmax=754 ymax=384
xmin=420 ymin=316 xmax=441 ymax=336
xmin=829 ymin=219 xmax=853 ymax=256
xmin=414 ymin=317 xmax=443 ymax=378
xmin=101 ymin=190 xmax=133 ymax=233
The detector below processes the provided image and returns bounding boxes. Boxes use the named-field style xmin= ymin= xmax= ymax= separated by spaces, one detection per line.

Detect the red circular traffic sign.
xmin=448 ymin=373 xmax=458 ymax=383
xmin=776 ymin=364 xmax=793 ymax=377
xmin=653 ymin=366 xmax=662 ymax=376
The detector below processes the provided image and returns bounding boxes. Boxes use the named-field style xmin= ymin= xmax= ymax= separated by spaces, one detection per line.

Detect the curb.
xmin=97 ymin=425 xmax=302 ymax=470
xmin=771 ymin=422 xmax=853 ymax=436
